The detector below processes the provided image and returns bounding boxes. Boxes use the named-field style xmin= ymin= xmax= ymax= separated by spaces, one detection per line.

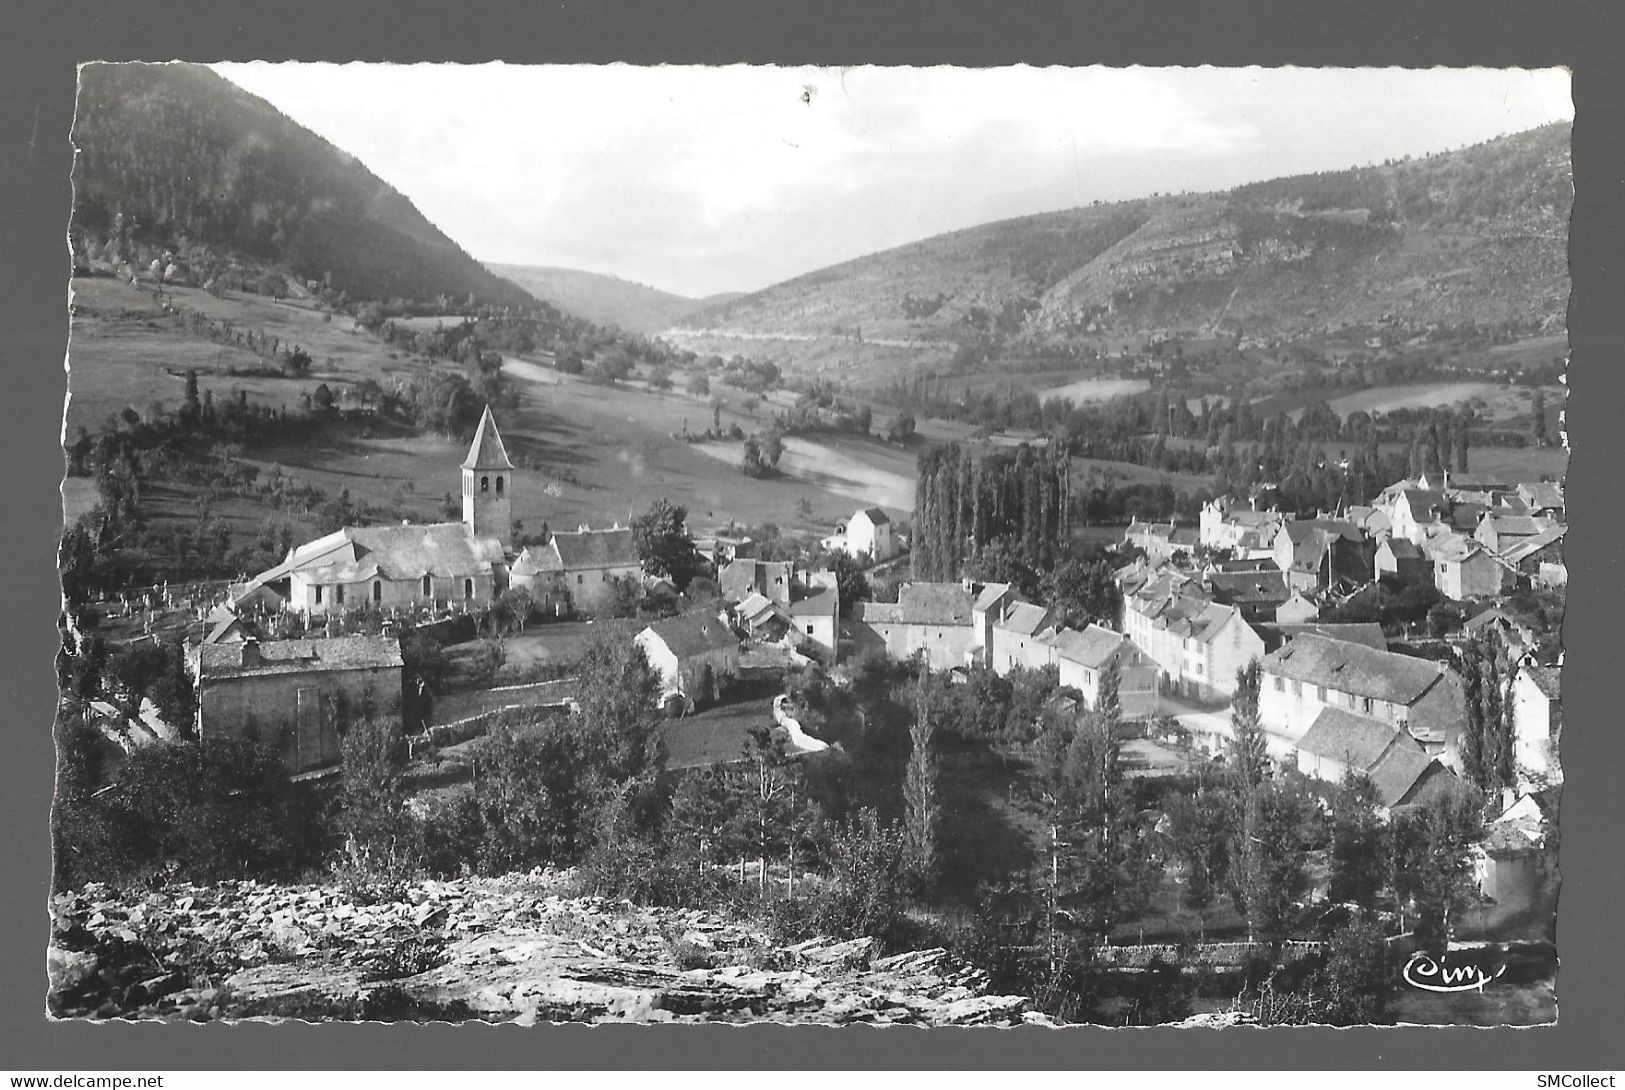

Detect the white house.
xmin=635 ymin=612 xmax=741 ymax=714
xmin=1511 ymin=659 xmax=1562 ymax=786
xmin=824 ymin=506 xmax=898 ymax=564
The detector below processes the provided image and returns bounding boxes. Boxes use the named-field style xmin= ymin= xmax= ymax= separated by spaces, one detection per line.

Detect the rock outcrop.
xmin=48 ymin=875 xmax=1044 ymax=1025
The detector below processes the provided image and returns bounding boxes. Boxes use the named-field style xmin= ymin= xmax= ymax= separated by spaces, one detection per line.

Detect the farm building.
xmin=1375 ymin=537 xmax=1431 ymax=585
xmin=848 ymin=582 xmax=979 ymax=672
xmin=190 ymin=635 xmax=404 ymax=775
xmin=990 ymin=602 xmax=1060 ymax=674
xmin=635 ymin=612 xmax=741 ymax=714
xmin=512 ymin=526 xmax=641 ymax=617
xmin=1430 ymin=536 xmax=1513 ymax=601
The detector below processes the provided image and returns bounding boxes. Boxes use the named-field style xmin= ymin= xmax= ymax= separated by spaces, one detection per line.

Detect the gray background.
xmin=1 ymin=0 xmax=1618 ymax=1069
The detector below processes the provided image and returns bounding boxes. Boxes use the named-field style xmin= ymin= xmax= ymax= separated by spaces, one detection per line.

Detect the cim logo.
xmin=1402 ymin=949 xmax=1507 ymax=993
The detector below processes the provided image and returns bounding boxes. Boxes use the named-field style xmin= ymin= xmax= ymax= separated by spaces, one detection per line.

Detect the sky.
xmin=213 ymin=64 xmax=1572 ymax=300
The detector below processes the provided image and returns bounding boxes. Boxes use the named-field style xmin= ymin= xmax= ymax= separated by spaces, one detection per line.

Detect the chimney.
xmin=240 ymin=637 xmax=261 ymax=668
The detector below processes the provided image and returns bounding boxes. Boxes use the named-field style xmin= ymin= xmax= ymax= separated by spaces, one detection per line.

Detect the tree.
xmin=886 ymin=410 xmax=917 ymax=444
xmin=1530 ymin=388 xmax=1548 ymax=448
xmin=1041 ymin=555 xmax=1122 ymax=630
xmin=1327 ymin=773 xmax=1386 ymax=908
xmin=1229 ymin=777 xmax=1312 ymax=949
xmin=1165 ymin=771 xmax=1234 ymax=924
xmin=1391 ymin=779 xmax=1485 ymax=949
xmin=821 ymin=550 xmax=872 ymax=613
xmin=902 ymin=683 xmax=941 ymax=886
xmin=740 ymin=436 xmax=766 ymax=478
xmin=1227 ymin=659 xmax=1269 ymax=791
xmin=687 ymin=372 xmax=711 ymax=397
xmin=630 ymin=498 xmax=704 ymax=589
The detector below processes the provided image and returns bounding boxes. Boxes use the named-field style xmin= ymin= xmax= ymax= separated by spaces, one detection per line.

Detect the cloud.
xmin=212 ymin=63 xmax=1571 ymax=299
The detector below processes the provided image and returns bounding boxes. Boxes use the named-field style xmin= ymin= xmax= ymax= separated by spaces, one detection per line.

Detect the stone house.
xmin=719 ymin=558 xmax=795 ymax=606
xmin=1272 ymin=519 xmax=1372 ymax=592
xmin=787 ymin=587 xmax=840 ymax=663
xmin=1375 ymin=537 xmax=1430 ymax=585
xmin=1123 ymin=591 xmax=1264 ymax=703
xmin=512 ymin=526 xmax=641 ymax=617
xmin=1204 ymin=568 xmax=1290 ymax=621
xmin=1430 ymin=536 xmax=1513 ymax=601
xmin=848 ymin=582 xmax=978 ymax=672
xmin=635 ymin=612 xmax=741 ymax=713
xmin=990 ymin=602 xmax=1059 ymax=675
xmin=823 ymin=506 xmax=897 ymax=565
xmin=1258 ymin=633 xmax=1467 ymax=763
xmin=1511 ymin=659 xmax=1562 ymax=785
xmin=1043 ymin=624 xmax=1158 ymax=717
xmin=1475 ymin=513 xmax=1557 ymax=555
xmin=1293 ymin=705 xmax=1453 ymax=811
xmin=190 ymin=635 xmax=404 ymax=774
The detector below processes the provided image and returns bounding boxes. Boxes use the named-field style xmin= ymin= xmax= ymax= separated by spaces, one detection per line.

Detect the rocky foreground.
xmin=48 ymin=875 xmax=1051 ymax=1025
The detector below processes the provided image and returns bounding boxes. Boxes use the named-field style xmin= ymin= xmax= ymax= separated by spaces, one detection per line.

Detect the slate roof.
xmin=1368 ymin=743 xmax=1447 ymax=810
xmin=461 ymin=405 xmax=515 ymax=470
xmin=736 ymin=592 xmax=778 ymax=624
xmin=1170 ymin=528 xmax=1200 ymax=547
xmin=548 ymin=527 xmax=640 ymax=570
xmin=1299 ymin=707 xmax=1416 ymax=770
xmin=198 ymin=636 xmax=404 ymax=680
xmin=1266 ymin=623 xmax=1388 ymax=652
xmin=1130 ymin=593 xmax=1240 ymax=644
xmin=1500 ymin=525 xmax=1567 ymax=564
xmin=244 ymin=522 xmax=505 ymax=596
xmin=641 ymin=612 xmax=739 ymax=658
xmin=788 ymin=588 xmax=838 ymax=618
xmin=1380 ymin=538 xmax=1424 ymax=561
xmin=1126 ymin=520 xmax=1174 ymax=539
xmin=1448 ymin=472 xmax=1511 ymax=492
xmin=1518 ymin=481 xmax=1564 ymax=510
xmin=855 ymin=506 xmax=890 ymax=526
xmin=1262 ymin=634 xmax=1449 ymax=705
xmin=1520 ymin=663 xmax=1562 ymax=702
xmin=997 ymin=602 xmax=1055 ymax=638
xmin=853 ymin=582 xmax=976 ymax=627
xmin=973 ymin=582 xmax=1016 ymax=612
xmin=1480 ymin=514 xmax=1555 ymax=538
xmin=1045 ymin=624 xmax=1128 ymax=669
xmin=1400 ymin=490 xmax=1450 ymax=516
xmin=1205 ymin=570 xmax=1289 ymax=606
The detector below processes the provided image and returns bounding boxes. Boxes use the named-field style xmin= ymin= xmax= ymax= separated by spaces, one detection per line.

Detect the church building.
xmin=232 ymin=406 xmax=644 ymax=620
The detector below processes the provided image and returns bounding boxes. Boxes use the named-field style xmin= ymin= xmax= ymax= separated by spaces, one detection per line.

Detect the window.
xmin=335 ymin=586 xmax=345 ymax=605
xmin=1196 ymin=662 xmax=1204 ymax=676
xmin=494 ymin=476 xmax=504 ymax=494
xmin=1273 ymin=676 xmax=1283 ymax=691
xmin=1362 ymin=697 xmax=1373 ymax=714
xmin=372 ymin=581 xmax=382 ymax=603
xmin=1291 ymin=680 xmax=1301 ymax=697
xmin=314 ymin=585 xmax=323 ymax=604
xmin=464 ymin=578 xmax=474 ymax=599
xmin=480 ymin=476 xmax=490 ymax=493
xmin=577 ymin=574 xmax=584 ymax=585
xmin=806 ymin=625 xmax=815 ymax=635
xmin=602 ymin=572 xmax=609 ymax=581
xmin=422 ymin=575 xmax=432 ymax=597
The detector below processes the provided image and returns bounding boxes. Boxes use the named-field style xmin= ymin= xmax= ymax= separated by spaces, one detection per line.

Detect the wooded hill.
xmin=677 ymin=123 xmax=1571 ymax=356
xmin=489 ymin=263 xmax=742 ymax=335
xmin=71 ymin=63 xmax=534 ymax=310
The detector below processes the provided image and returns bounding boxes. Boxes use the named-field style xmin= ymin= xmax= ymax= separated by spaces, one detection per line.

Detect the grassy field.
xmin=1036 ymin=377 xmax=1151 ymax=406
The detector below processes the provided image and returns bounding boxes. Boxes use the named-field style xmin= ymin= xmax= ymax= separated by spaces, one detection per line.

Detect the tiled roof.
xmin=997 ymin=602 xmax=1055 ymax=637
xmin=198 ymin=636 xmax=403 ymax=680
xmin=248 ymin=523 xmax=504 ymax=595
xmin=1045 ymin=624 xmax=1127 ymax=669
xmin=461 ymin=405 xmax=515 ymax=470
xmin=1400 ymin=490 xmax=1449 ymax=515
xmin=1518 ymin=481 xmax=1564 ymax=509
xmin=641 ymin=612 xmax=739 ymax=659
xmin=856 ymin=506 xmax=890 ymax=526
xmin=1299 ymin=706 xmax=1415 ymax=770
xmin=895 ymin=582 xmax=976 ymax=626
xmin=1130 ymin=593 xmax=1240 ymax=645
xmin=1381 ymin=538 xmax=1424 ymax=560
xmin=1262 ymin=634 xmax=1448 ymax=705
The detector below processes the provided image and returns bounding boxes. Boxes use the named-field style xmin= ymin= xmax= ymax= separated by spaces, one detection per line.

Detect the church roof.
xmin=461 ymin=405 xmax=514 ymax=470
xmin=242 ymin=523 xmax=504 ymax=597
xmin=197 ymin=636 xmax=404 ymax=681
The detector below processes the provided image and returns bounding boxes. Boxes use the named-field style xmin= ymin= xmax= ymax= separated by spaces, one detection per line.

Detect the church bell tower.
xmin=462 ymin=405 xmax=514 ymax=550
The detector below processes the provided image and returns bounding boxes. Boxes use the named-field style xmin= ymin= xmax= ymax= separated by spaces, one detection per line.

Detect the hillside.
xmin=675 ymin=124 xmax=1571 ymax=368
xmin=71 ymin=63 xmax=534 ymax=309
xmin=489 ymin=263 xmax=739 ymax=335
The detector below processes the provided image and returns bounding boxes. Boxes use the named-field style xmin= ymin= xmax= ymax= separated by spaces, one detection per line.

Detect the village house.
xmin=1475 ymin=512 xmax=1558 ymax=555
xmin=719 ymin=557 xmax=795 ymax=606
xmin=1198 ymin=498 xmax=1287 ymax=555
xmin=970 ymin=582 xmax=1021 ymax=662
xmin=848 ymin=582 xmax=980 ymax=672
xmin=1257 ymin=633 xmax=1467 ymax=763
xmin=1383 ymin=487 xmax=1451 ymax=545
xmin=1498 ymin=524 xmax=1566 ymax=587
xmin=1272 ymin=518 xmax=1373 ymax=592
xmin=635 ymin=612 xmax=741 ymax=714
xmin=1042 ymin=624 xmax=1158 ymax=717
xmin=1274 ymin=590 xmax=1320 ymax=624
xmin=990 ymin=602 xmax=1059 ymax=674
xmin=1374 ymin=537 xmax=1431 ymax=586
xmin=1123 ymin=590 xmax=1264 ymax=703
xmin=787 ymin=587 xmax=840 ymax=663
xmin=511 ymin=525 xmax=641 ymax=617
xmin=822 ymin=506 xmax=898 ymax=565
xmin=1202 ymin=567 xmax=1290 ymax=621
xmin=1255 ymin=621 xmax=1388 ymax=654
xmin=1517 ymin=481 xmax=1565 ymax=521
xmin=1511 ymin=659 xmax=1562 ymax=786
xmin=732 ymin=591 xmax=785 ymax=640
xmin=190 ymin=635 xmax=404 ymax=774
xmin=1293 ymin=705 xmax=1455 ymax=811
xmin=1443 ymin=472 xmax=1513 ymax=507
xmin=1430 ymin=535 xmax=1513 ymax=601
